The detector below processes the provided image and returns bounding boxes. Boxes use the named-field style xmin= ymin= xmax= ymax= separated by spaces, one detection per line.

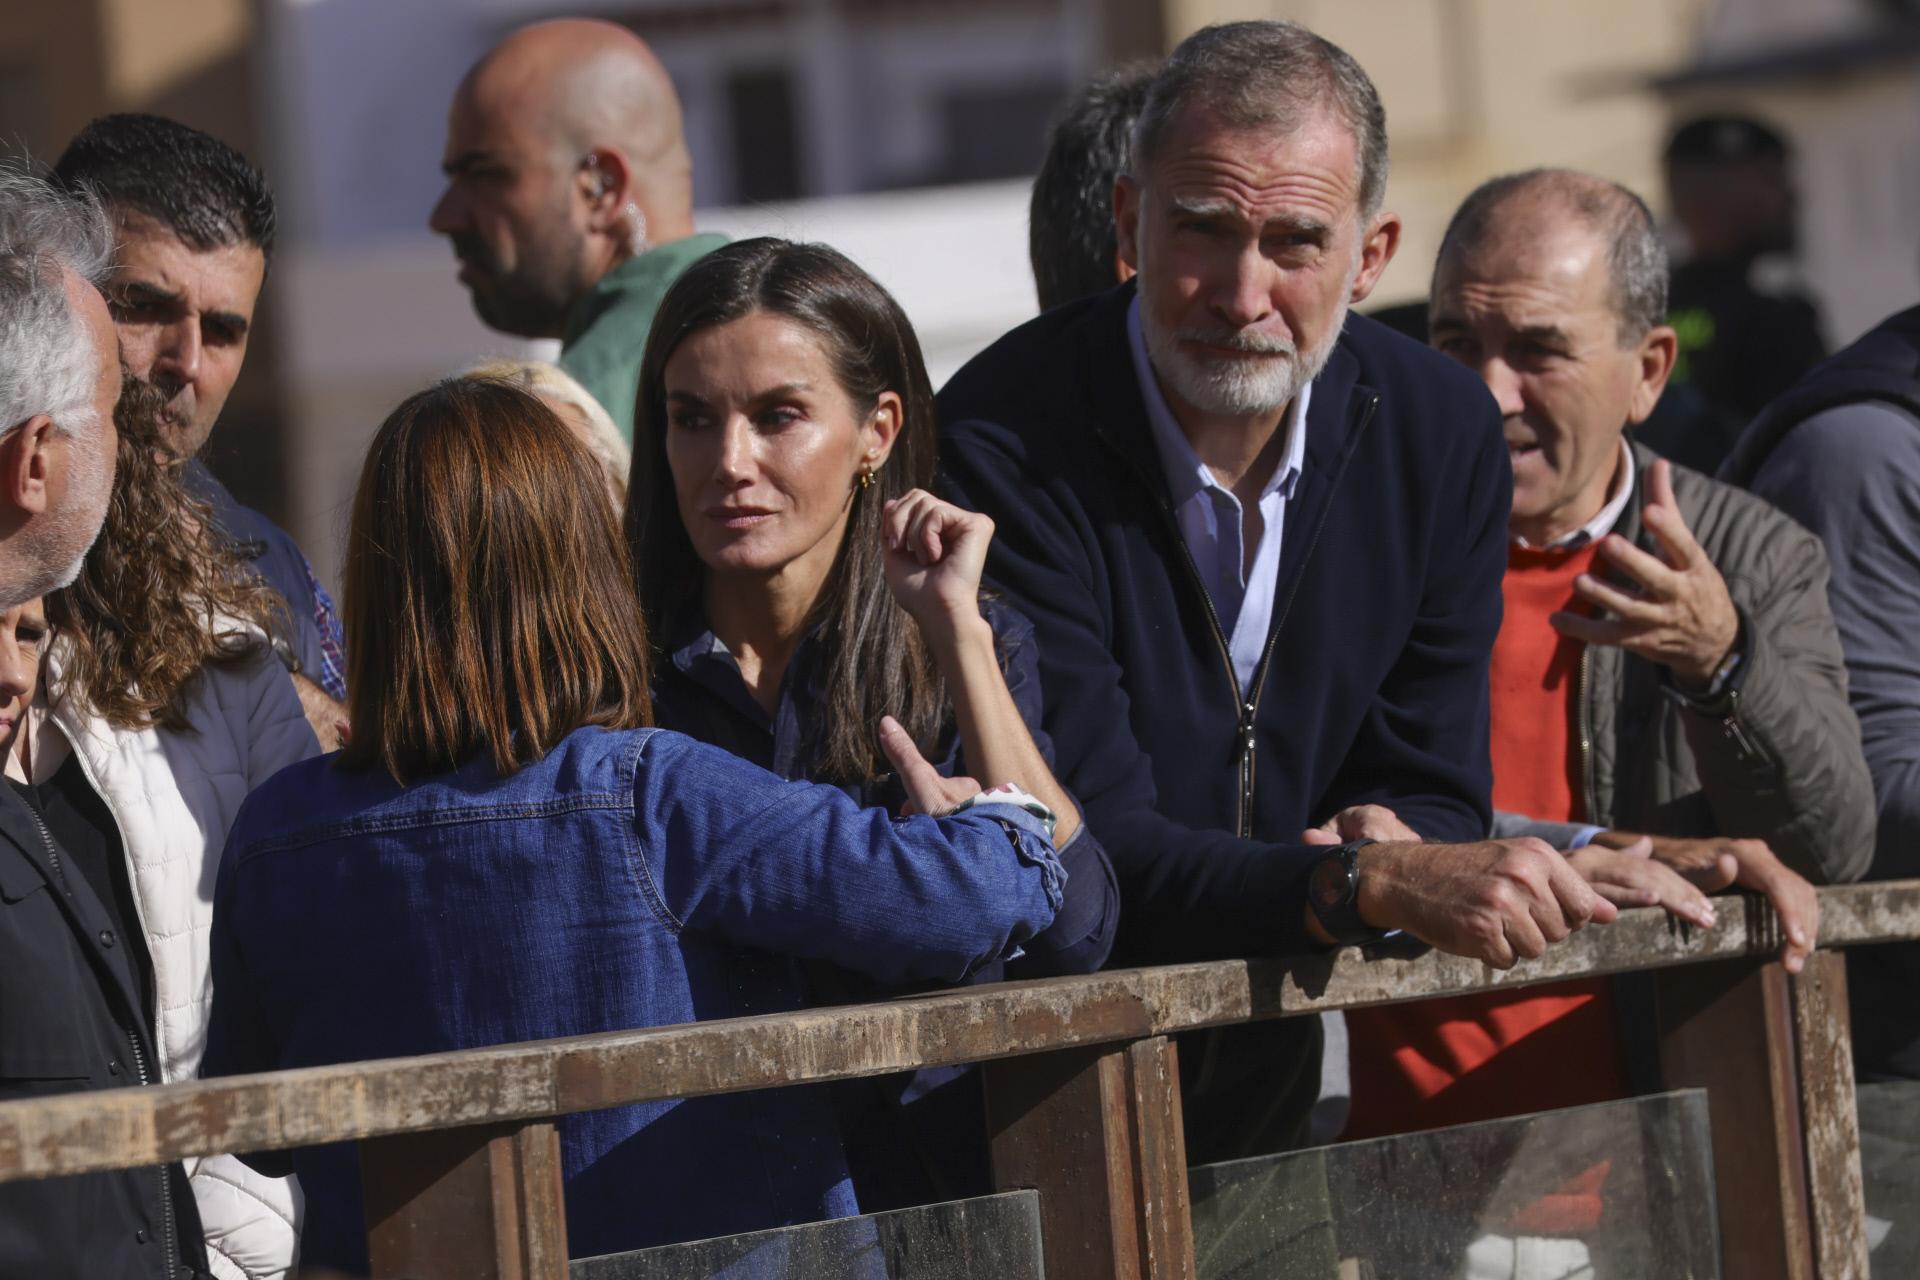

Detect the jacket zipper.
xmin=1577 ymin=645 xmax=1599 ymax=823
xmin=1101 ymin=391 xmax=1380 ymax=837
xmin=1105 ymin=444 xmax=1249 ymax=826
xmin=1238 ymin=394 xmax=1380 ymax=831
xmin=24 ymin=739 xmax=181 ymax=1278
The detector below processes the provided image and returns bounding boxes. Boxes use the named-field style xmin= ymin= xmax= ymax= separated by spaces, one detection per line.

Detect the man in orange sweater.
xmin=1341 ymin=169 xmax=1870 ymax=1148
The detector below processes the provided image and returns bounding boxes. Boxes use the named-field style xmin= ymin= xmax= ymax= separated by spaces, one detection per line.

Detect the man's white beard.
xmin=1138 ymin=251 xmax=1358 ymax=419
xmin=0 ymin=427 xmax=113 ymax=610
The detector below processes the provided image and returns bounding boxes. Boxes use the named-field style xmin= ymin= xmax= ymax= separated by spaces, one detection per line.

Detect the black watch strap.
xmin=1307 ymin=838 xmax=1379 ymax=946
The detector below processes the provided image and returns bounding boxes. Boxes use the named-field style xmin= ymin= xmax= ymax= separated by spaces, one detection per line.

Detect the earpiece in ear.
xmin=582 ymin=154 xmax=613 ymax=199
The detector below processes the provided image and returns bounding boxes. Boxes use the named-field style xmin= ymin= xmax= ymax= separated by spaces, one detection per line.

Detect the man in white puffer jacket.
xmin=12 ymin=377 xmax=319 ymax=1278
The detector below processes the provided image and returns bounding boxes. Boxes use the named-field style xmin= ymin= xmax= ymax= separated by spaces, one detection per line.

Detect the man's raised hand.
xmin=1550 ymin=459 xmax=1740 ymax=688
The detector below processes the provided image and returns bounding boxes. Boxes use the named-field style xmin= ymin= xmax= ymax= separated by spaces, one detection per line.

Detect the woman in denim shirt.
xmin=199 ymin=379 xmax=1068 ymax=1272
xmin=627 ymin=239 xmax=1119 ymax=1209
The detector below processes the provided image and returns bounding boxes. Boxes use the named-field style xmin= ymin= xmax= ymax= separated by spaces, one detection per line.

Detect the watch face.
xmin=1309 ymin=854 xmax=1350 ymax=911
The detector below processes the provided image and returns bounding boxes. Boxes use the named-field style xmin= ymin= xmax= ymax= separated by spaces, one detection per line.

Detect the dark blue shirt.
xmin=184 ymin=462 xmax=347 ymax=700
xmin=937 ymin=284 xmax=1507 ymax=966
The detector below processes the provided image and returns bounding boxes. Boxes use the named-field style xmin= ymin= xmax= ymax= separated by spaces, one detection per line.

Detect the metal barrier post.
xmin=984 ymin=1034 xmax=1196 ymax=1280
xmin=360 ymin=1119 xmax=568 ymax=1280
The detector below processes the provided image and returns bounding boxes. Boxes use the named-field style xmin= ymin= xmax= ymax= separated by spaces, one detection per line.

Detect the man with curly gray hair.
xmin=0 ymin=169 xmax=210 ymax=1280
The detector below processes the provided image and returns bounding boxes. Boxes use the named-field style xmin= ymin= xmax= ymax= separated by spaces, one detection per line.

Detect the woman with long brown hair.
xmin=3 ymin=378 xmax=316 ymax=1278
xmin=200 ymin=377 xmax=1067 ymax=1273
xmin=627 ymin=237 xmax=1117 ymax=1206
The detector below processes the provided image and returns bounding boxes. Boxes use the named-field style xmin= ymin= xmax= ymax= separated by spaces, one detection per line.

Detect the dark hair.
xmin=49 ymin=378 xmax=285 ymax=732
xmin=1132 ymin=21 xmax=1389 ymax=218
xmin=1664 ymin=114 xmax=1789 ymax=169
xmin=627 ymin=237 xmax=943 ymax=785
xmin=1030 ymin=63 xmax=1157 ymax=312
xmin=1436 ymin=168 xmax=1668 ymax=344
xmin=51 ymin=114 xmax=276 ymax=262
xmin=341 ymin=378 xmax=652 ymax=784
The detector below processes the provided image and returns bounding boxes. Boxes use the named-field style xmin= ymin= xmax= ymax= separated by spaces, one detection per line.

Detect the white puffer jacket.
xmin=46 ymin=642 xmax=319 ymax=1280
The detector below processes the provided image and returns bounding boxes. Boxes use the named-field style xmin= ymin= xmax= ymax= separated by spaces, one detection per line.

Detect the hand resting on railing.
xmin=1310 ymin=801 xmax=1817 ymax=971
xmin=1303 ymin=804 xmax=1616 ymax=968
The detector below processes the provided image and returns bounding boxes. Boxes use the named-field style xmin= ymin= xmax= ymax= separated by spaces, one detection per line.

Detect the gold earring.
xmin=858 ymin=467 xmax=875 ymax=490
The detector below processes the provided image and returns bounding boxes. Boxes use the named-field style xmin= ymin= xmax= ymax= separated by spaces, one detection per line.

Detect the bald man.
xmin=431 ymin=18 xmax=725 ymax=441
xmin=1342 ymin=169 xmax=1864 ymax=1147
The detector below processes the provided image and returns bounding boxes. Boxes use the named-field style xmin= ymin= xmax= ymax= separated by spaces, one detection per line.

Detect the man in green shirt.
xmin=430 ymin=17 xmax=726 ymax=443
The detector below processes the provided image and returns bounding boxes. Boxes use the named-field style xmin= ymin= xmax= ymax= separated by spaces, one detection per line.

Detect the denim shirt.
xmin=200 ymin=726 xmax=1062 ymax=1272
xmin=651 ymin=599 xmax=1119 ymax=1207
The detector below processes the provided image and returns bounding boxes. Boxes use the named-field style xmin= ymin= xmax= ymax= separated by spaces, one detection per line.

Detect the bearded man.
xmin=430 ymin=18 xmax=724 ymax=443
xmin=938 ymin=21 xmax=1607 ymax=1162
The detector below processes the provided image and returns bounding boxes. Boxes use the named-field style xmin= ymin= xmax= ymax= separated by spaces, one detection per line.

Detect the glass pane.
xmin=570 ymin=1189 xmax=1044 ymax=1280
xmin=1190 ymin=1089 xmax=1720 ymax=1280
xmin=1859 ymin=1080 xmax=1920 ymax=1278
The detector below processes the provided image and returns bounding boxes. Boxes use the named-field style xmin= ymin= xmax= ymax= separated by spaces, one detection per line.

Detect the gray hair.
xmin=0 ymin=167 xmax=115 ymax=438
xmin=1437 ymin=168 xmax=1669 ymax=343
xmin=1130 ymin=21 xmax=1389 ymax=218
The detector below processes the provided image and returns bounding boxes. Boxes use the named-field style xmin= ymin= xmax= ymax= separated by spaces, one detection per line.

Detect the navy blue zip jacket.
xmin=937 ymin=282 xmax=1509 ymax=965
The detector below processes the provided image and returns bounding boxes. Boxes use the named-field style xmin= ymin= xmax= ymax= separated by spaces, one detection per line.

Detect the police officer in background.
xmin=1642 ymin=114 xmax=1827 ymax=472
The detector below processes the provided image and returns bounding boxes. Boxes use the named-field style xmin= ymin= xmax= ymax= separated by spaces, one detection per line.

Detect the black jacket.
xmin=0 ymin=785 xmax=207 ymax=1278
xmin=937 ymin=283 xmax=1509 ymax=966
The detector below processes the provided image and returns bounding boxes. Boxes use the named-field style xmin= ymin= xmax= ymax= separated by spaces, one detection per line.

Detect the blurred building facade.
xmin=4 ymin=0 xmax=1916 ymax=592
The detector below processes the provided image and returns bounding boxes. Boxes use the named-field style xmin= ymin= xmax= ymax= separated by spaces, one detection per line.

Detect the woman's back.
xmin=204 ymin=724 xmax=1063 ymax=1270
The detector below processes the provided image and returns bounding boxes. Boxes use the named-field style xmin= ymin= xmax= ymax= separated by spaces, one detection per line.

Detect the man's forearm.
xmin=1679 ymin=619 xmax=1875 ymax=883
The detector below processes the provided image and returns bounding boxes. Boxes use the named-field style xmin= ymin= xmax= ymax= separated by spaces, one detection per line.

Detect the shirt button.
xmin=99 ymin=929 xmax=115 ymax=948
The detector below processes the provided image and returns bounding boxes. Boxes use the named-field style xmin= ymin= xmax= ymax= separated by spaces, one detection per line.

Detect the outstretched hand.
xmin=1643 ymin=833 xmax=1819 ymax=972
xmin=879 ymin=714 xmax=983 ymax=817
xmin=1549 ymin=459 xmax=1739 ymax=687
xmin=1567 ymin=836 xmax=1717 ymax=929
xmin=881 ymin=489 xmax=993 ymax=633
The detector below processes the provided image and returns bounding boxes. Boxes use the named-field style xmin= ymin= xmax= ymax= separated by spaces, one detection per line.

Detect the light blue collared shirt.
xmin=1127 ymin=296 xmax=1310 ymax=692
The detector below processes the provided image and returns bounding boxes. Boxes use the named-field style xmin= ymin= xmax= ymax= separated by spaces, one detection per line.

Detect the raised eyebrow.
xmin=1514 ymin=324 xmax=1574 ymax=347
xmin=1166 ymin=196 xmax=1238 ymax=220
xmin=1428 ymin=314 xmax=1471 ymax=336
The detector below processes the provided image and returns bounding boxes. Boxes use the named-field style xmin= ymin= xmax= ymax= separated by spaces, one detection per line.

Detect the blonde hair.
xmin=462 ymin=359 xmax=630 ymax=511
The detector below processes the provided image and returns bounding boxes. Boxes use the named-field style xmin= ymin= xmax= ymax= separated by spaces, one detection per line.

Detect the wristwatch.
xmin=1307 ymin=838 xmax=1379 ymax=946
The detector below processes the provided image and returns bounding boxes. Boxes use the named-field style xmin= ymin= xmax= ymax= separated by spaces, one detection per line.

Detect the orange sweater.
xmin=1346 ymin=541 xmax=1628 ymax=1140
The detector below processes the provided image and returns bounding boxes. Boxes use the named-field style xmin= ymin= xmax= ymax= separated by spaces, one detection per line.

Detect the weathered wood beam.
xmin=983 ymin=1035 xmax=1194 ymax=1280
xmin=1658 ymin=960 xmax=1813 ymax=1280
xmin=361 ymin=1121 xmax=568 ymax=1280
xmin=1792 ymin=952 xmax=1870 ymax=1279
xmin=0 ymin=883 xmax=1913 ymax=1184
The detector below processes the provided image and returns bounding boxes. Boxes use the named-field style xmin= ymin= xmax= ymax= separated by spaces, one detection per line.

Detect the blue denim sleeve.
xmin=983 ymin=601 xmax=1118 ymax=977
xmin=631 ymin=731 xmax=1066 ymax=986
